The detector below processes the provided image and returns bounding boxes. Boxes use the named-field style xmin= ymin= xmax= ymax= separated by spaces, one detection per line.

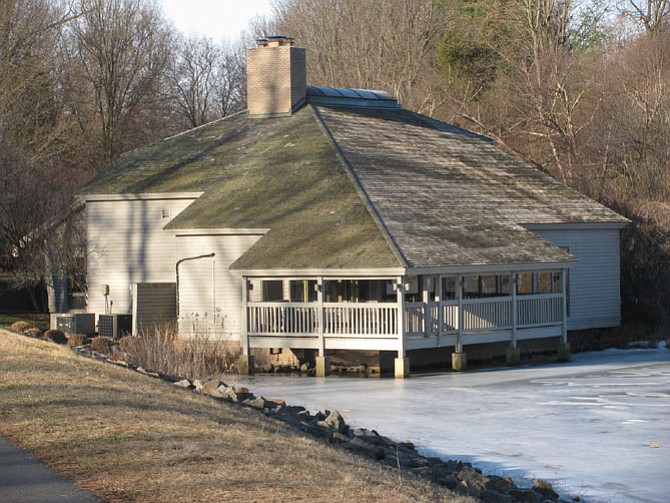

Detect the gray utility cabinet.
xmin=98 ymin=314 xmax=132 ymax=339
xmin=55 ymin=313 xmax=96 ymax=336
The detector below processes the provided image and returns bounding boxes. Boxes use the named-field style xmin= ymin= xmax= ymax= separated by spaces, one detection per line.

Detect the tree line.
xmin=269 ymin=0 xmax=670 ymax=327
xmin=1 ymin=0 xmax=246 ymax=309
xmin=2 ymin=0 xmax=668 ymax=326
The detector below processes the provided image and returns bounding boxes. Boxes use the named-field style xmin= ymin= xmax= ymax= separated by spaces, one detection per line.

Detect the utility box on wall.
xmin=98 ymin=314 xmax=132 ymax=339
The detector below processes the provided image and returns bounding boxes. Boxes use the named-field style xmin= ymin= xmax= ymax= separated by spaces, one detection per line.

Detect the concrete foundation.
xmin=506 ymin=347 xmax=521 ymax=366
xmin=557 ymin=342 xmax=571 ymax=362
xmin=238 ymin=355 xmax=255 ymax=375
xmin=315 ymin=356 xmax=331 ymax=377
xmin=452 ymin=352 xmax=467 ymax=371
xmin=394 ymin=357 xmax=410 ymax=379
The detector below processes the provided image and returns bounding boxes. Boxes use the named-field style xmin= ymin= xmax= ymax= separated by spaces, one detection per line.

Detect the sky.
xmin=159 ymin=0 xmax=274 ymax=41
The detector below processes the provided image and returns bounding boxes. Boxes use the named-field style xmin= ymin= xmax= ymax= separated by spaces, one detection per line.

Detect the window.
xmin=262 ymin=280 xmax=283 ymax=301
xmin=463 ymin=274 xmax=511 ymax=298
xmin=289 ymin=280 xmax=317 ymax=302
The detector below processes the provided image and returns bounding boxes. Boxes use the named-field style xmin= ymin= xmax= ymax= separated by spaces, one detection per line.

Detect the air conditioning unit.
xmin=98 ymin=314 xmax=132 ymax=339
xmin=55 ymin=313 xmax=95 ymax=336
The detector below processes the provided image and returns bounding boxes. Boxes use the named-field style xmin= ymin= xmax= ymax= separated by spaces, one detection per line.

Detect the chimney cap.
xmin=265 ymin=35 xmax=295 ymax=47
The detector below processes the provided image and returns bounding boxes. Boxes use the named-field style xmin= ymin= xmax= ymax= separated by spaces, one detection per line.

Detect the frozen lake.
xmin=239 ymin=347 xmax=670 ymax=503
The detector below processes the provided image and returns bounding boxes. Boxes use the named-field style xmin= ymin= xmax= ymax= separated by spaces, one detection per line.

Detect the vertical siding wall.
xmin=176 ymin=234 xmax=263 ymax=340
xmin=86 ymin=197 xmax=196 ymax=320
xmin=533 ymin=227 xmax=622 ymax=329
xmin=132 ymin=283 xmax=177 ymax=335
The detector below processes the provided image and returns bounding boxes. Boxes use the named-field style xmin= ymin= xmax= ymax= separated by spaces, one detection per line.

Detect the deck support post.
xmin=238 ymin=277 xmax=254 ymax=375
xmin=395 ymin=357 xmax=410 ymax=379
xmin=558 ymin=269 xmax=571 ymax=362
xmin=315 ymin=277 xmax=330 ymax=377
xmin=507 ymin=272 xmax=521 ymax=366
xmin=315 ymin=356 xmax=331 ymax=377
xmin=395 ymin=276 xmax=409 ymax=378
xmin=452 ymin=274 xmax=466 ymax=371
xmin=452 ymin=351 xmax=467 ymax=372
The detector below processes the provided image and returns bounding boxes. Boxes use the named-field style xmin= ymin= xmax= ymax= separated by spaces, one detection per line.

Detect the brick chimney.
xmin=246 ymin=36 xmax=307 ymax=117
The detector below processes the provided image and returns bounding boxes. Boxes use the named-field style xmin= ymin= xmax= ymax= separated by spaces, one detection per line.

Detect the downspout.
xmin=175 ymin=253 xmax=215 ymax=318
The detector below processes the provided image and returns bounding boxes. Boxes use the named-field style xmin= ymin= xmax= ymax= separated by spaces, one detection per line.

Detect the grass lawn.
xmin=0 ymin=312 xmax=49 ymax=328
xmin=0 ymin=329 xmax=472 ymax=503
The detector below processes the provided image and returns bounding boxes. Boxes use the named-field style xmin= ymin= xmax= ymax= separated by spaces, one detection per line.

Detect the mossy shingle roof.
xmin=81 ymin=103 xmax=627 ymax=271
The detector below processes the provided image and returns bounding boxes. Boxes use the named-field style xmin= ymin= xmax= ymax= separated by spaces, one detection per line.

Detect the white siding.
xmin=86 ymin=197 xmax=195 ymax=320
xmin=176 ymin=234 xmax=263 ymax=340
xmin=533 ymin=227 xmax=622 ymax=330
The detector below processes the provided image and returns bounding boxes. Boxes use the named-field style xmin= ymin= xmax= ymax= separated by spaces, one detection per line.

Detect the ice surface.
xmin=240 ymin=348 xmax=670 ymax=503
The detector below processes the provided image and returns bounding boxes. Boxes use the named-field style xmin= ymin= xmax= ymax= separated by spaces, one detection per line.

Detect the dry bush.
xmin=67 ymin=334 xmax=88 ymax=347
xmin=10 ymin=321 xmax=33 ymax=332
xmin=24 ymin=327 xmax=43 ymax=338
xmin=43 ymin=329 xmax=67 ymax=344
xmin=90 ymin=336 xmax=113 ymax=354
xmin=122 ymin=324 xmax=241 ymax=380
xmin=117 ymin=335 xmax=140 ymax=353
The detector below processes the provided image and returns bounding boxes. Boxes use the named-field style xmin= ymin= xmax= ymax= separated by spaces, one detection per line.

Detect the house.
xmin=80 ymin=36 xmax=628 ymax=377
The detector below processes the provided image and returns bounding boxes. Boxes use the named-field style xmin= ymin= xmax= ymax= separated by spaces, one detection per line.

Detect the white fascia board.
xmin=168 ymin=228 xmax=270 ymax=236
xmin=83 ymin=192 xmax=203 ymax=202
xmin=522 ymin=222 xmax=629 ymax=231
xmin=232 ymin=268 xmax=406 ymax=278
xmin=407 ymin=261 xmax=577 ymax=276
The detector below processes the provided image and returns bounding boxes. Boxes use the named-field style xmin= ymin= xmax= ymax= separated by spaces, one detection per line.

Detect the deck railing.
xmin=247 ymin=302 xmax=398 ymax=338
xmin=324 ymin=303 xmax=397 ymax=337
xmin=247 ymin=293 xmax=563 ymax=340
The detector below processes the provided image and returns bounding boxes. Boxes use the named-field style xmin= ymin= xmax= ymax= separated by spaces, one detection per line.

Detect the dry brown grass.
xmin=0 ymin=329 xmax=471 ymax=503
xmin=119 ymin=325 xmax=241 ymax=380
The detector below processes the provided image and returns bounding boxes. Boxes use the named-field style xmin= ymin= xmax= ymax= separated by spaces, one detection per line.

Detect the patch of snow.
xmin=241 ymin=348 xmax=670 ymax=503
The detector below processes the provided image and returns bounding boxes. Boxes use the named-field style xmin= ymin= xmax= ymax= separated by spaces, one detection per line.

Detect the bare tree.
xmin=619 ymin=0 xmax=670 ymax=33
xmin=167 ymin=36 xmax=246 ymax=128
xmin=213 ymin=41 xmax=246 ymax=118
xmin=65 ymin=0 xmax=174 ymax=163
xmin=271 ymin=0 xmax=445 ymax=115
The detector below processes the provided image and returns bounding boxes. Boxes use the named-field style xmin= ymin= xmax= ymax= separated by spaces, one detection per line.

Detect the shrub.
xmin=67 ymin=334 xmax=88 ymax=347
xmin=10 ymin=321 xmax=33 ymax=332
xmin=44 ymin=329 xmax=67 ymax=344
xmin=117 ymin=335 xmax=140 ymax=353
xmin=24 ymin=327 xmax=43 ymax=338
xmin=121 ymin=323 xmax=241 ymax=380
xmin=90 ymin=336 xmax=113 ymax=354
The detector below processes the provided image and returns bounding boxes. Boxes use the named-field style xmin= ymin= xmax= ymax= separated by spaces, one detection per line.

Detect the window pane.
xmin=517 ymin=273 xmax=533 ymax=295
xmin=537 ymin=272 xmax=553 ymax=293
xmin=262 ymin=280 xmax=283 ymax=301
xmin=442 ymin=277 xmax=457 ymax=300
xmin=481 ymin=275 xmax=497 ymax=296
xmin=463 ymin=276 xmax=480 ymax=298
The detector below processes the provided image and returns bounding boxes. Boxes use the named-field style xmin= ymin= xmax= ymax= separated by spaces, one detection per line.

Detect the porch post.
xmin=558 ymin=269 xmax=571 ymax=362
xmin=422 ymin=277 xmax=430 ymax=338
xmin=238 ymin=277 xmax=255 ymax=375
xmin=436 ymin=274 xmax=443 ymax=347
xmin=395 ymin=276 xmax=409 ymax=378
xmin=315 ymin=276 xmax=330 ymax=377
xmin=507 ymin=272 xmax=521 ymax=366
xmin=452 ymin=274 xmax=467 ymax=371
